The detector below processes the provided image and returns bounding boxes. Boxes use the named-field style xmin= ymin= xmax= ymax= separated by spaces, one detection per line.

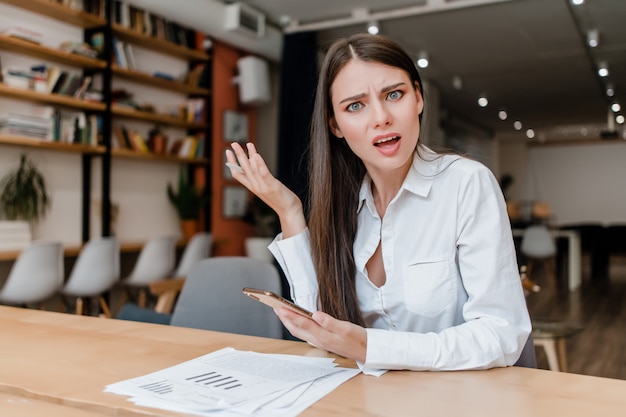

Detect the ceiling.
xmin=229 ymin=0 xmax=626 ymax=142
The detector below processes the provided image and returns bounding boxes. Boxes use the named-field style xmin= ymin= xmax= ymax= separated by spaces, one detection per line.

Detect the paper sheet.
xmin=105 ymin=347 xmax=360 ymax=416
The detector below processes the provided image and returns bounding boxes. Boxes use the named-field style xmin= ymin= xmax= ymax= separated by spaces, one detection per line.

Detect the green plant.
xmin=167 ymin=168 xmax=209 ymax=220
xmin=0 ymin=154 xmax=50 ymax=222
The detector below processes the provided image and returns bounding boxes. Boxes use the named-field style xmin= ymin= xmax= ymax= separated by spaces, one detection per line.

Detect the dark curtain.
xmin=277 ymin=31 xmax=318 ymax=211
xmin=276 ymin=32 xmax=318 ymax=303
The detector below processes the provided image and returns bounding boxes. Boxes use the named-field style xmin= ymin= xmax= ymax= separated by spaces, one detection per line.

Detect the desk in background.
xmin=1 ymin=306 xmax=625 ymax=417
xmin=512 ymin=228 xmax=582 ymax=291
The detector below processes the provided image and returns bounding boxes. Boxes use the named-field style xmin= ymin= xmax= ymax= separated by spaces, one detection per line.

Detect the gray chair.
xmin=0 ymin=241 xmax=64 ymax=308
xmin=172 ymin=232 xmax=212 ymax=278
xmin=170 ymin=256 xmax=284 ymax=339
xmin=60 ymin=237 xmax=120 ymax=317
xmin=117 ymin=235 xmax=176 ymax=310
xmin=521 ymin=224 xmax=557 ymax=286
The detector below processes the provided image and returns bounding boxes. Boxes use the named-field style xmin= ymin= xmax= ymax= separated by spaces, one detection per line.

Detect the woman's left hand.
xmin=275 ymin=308 xmax=367 ymax=363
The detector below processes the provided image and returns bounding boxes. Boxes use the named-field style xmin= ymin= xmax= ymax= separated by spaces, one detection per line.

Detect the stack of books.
xmin=0 ymin=107 xmax=55 ymax=140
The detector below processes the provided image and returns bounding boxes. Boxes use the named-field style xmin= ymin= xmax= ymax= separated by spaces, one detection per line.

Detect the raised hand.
xmin=225 ymin=142 xmax=306 ymax=237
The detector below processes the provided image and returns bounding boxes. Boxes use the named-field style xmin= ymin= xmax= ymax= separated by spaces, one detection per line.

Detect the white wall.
xmin=499 ymin=140 xmax=626 ymax=226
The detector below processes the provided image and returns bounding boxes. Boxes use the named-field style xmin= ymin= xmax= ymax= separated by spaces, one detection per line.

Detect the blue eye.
xmin=387 ymin=90 xmax=403 ymax=100
xmin=347 ymin=102 xmax=363 ymax=112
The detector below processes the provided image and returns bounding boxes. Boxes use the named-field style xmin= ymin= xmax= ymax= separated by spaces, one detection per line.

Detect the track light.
xmin=526 ymin=129 xmax=535 ymax=139
xmin=513 ymin=121 xmax=523 ymax=130
xmin=452 ymin=76 xmax=463 ymax=90
xmin=587 ymin=29 xmax=599 ymax=48
xmin=598 ymin=62 xmax=609 ymax=77
xmin=606 ymin=84 xmax=615 ymax=97
xmin=416 ymin=51 xmax=429 ymax=69
xmin=611 ymin=103 xmax=621 ymax=113
xmin=498 ymin=110 xmax=508 ymax=121
xmin=367 ymin=20 xmax=379 ymax=35
xmin=477 ymin=95 xmax=488 ymax=108
xmin=616 ymin=115 xmax=625 ymax=125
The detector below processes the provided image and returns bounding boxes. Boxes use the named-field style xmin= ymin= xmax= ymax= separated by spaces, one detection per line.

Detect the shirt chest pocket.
xmin=404 ymin=258 xmax=457 ymax=317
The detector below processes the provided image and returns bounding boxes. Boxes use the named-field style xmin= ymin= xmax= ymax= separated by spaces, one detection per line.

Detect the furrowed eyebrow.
xmin=338 ymin=82 xmax=407 ymax=105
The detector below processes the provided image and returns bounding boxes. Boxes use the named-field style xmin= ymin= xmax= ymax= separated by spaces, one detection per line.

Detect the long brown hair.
xmin=307 ymin=34 xmax=424 ymax=326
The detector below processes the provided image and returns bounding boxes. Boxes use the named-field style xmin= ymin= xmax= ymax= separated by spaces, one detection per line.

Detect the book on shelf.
xmin=0 ymin=106 xmax=55 ymax=141
xmin=46 ymin=66 xmax=62 ymax=93
xmin=123 ymin=43 xmax=136 ymax=70
xmin=129 ymin=130 xmax=149 ymax=153
xmin=82 ymin=0 xmax=106 ymax=18
xmin=112 ymin=37 xmax=128 ymax=69
xmin=3 ymin=27 xmax=43 ymax=44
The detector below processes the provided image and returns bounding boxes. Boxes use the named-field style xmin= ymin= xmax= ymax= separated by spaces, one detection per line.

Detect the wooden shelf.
xmin=0 ymin=84 xmax=106 ymax=111
xmin=0 ymin=0 xmax=106 ymax=28
xmin=111 ymin=105 xmax=208 ymax=129
xmin=112 ymin=24 xmax=209 ymax=61
xmin=111 ymin=147 xmax=208 ymax=164
xmin=0 ymin=34 xmax=106 ymax=69
xmin=112 ymin=66 xmax=210 ymax=95
xmin=0 ymin=134 xmax=105 ymax=154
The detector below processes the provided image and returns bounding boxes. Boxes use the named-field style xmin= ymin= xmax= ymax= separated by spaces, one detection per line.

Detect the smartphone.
xmin=242 ymin=287 xmax=313 ymax=318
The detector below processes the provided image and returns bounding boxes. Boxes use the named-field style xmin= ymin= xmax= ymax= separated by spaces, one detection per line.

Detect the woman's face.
xmin=329 ymin=59 xmax=424 ymax=177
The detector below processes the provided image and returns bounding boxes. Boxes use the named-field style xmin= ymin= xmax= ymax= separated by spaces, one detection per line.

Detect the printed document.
xmin=105 ymin=347 xmax=360 ymax=416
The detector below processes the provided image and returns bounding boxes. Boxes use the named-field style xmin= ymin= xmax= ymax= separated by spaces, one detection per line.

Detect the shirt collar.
xmin=357 ymin=148 xmax=440 ymax=214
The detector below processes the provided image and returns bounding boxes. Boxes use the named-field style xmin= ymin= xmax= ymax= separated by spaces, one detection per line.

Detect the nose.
xmin=370 ymin=99 xmax=391 ymax=128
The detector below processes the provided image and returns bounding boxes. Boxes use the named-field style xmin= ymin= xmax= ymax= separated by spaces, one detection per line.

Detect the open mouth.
xmin=374 ymin=136 xmax=400 ymax=146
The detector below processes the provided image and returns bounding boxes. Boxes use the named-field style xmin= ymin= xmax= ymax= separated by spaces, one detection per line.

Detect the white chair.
xmin=172 ymin=232 xmax=212 ymax=278
xmin=118 ymin=235 xmax=176 ymax=309
xmin=170 ymin=257 xmax=284 ymax=339
xmin=521 ymin=224 xmax=557 ymax=286
xmin=0 ymin=241 xmax=64 ymax=308
xmin=60 ymin=237 xmax=120 ymax=317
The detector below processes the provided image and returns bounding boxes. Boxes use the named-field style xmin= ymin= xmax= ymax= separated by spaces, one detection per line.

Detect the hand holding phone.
xmin=242 ymin=287 xmax=313 ymax=318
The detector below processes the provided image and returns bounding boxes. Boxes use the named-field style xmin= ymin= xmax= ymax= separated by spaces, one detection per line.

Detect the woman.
xmin=226 ymin=33 xmax=531 ymax=372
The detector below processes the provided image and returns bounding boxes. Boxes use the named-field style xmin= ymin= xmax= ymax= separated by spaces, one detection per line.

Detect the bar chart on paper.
xmin=186 ymin=372 xmax=242 ymax=390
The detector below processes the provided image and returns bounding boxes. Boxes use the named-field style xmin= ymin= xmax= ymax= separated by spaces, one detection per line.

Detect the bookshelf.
xmin=0 ymin=0 xmax=213 ymax=244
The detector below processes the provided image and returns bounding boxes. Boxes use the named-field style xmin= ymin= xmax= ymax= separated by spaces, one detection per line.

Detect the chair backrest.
xmin=0 ymin=241 xmax=64 ymax=305
xmin=170 ymin=256 xmax=283 ymax=339
xmin=124 ymin=235 xmax=176 ymax=286
xmin=62 ymin=237 xmax=120 ymax=297
xmin=521 ymin=225 xmax=556 ymax=258
xmin=173 ymin=232 xmax=212 ymax=277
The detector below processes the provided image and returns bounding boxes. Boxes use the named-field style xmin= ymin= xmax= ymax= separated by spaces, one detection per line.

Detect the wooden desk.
xmin=1 ymin=306 xmax=624 ymax=417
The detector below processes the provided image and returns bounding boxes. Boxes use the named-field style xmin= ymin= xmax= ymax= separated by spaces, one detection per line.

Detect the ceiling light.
xmin=416 ymin=51 xmax=429 ymax=69
xmin=571 ymin=0 xmax=585 ymax=5
xmin=478 ymin=95 xmax=488 ymax=108
xmin=598 ymin=62 xmax=609 ymax=77
xmin=513 ymin=121 xmax=523 ymax=130
xmin=616 ymin=115 xmax=625 ymax=124
xmin=611 ymin=103 xmax=621 ymax=113
xmin=587 ymin=29 xmax=599 ymax=48
xmin=452 ymin=76 xmax=463 ymax=90
xmin=526 ymin=128 xmax=535 ymax=139
xmin=367 ymin=21 xmax=379 ymax=35
xmin=606 ymin=84 xmax=615 ymax=97
xmin=498 ymin=110 xmax=508 ymax=120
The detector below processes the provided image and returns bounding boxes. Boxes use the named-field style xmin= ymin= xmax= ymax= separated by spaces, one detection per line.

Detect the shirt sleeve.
xmin=269 ymin=229 xmax=319 ymax=312
xmin=364 ymin=163 xmax=532 ymax=371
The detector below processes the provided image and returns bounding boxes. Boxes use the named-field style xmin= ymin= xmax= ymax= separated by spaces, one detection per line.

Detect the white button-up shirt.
xmin=270 ymin=151 xmax=531 ymax=371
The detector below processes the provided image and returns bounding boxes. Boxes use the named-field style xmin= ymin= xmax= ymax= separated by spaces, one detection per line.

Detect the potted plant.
xmin=243 ymin=196 xmax=278 ymax=262
xmin=167 ymin=167 xmax=209 ymax=241
xmin=0 ymin=154 xmax=50 ymax=248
